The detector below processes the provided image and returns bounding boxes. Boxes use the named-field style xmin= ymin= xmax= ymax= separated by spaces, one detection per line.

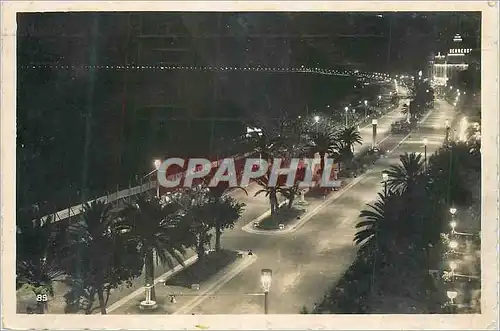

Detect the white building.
xmin=430 ymin=34 xmax=473 ymax=87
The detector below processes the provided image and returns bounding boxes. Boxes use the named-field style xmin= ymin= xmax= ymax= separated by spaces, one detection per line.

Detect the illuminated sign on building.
xmin=449 ymin=48 xmax=472 ymax=55
xmin=433 ymin=64 xmax=469 ymax=68
xmin=453 ymin=34 xmax=463 ymax=42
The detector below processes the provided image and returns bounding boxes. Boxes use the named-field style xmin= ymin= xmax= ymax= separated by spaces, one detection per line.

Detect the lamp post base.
xmin=139 ymin=300 xmax=158 ymax=310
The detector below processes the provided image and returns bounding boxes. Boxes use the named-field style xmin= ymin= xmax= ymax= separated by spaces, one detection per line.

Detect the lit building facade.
xmin=431 ymin=34 xmax=473 ymax=86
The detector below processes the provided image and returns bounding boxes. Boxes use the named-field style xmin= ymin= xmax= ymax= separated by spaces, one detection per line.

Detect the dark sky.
xmin=18 ymin=12 xmax=480 ymax=73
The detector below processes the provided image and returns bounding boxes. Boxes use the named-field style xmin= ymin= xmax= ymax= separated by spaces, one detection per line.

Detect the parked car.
xmin=391 ymin=120 xmax=411 ymax=134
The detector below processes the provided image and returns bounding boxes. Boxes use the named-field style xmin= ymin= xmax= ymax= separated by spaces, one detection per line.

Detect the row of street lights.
xmin=342 ymin=95 xmax=384 ymax=127
xmin=444 ymin=207 xmax=480 ymax=312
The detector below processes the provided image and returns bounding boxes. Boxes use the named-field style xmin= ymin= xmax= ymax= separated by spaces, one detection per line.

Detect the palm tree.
xmin=64 ymin=201 xmax=119 ymax=314
xmin=16 ymin=213 xmax=66 ymax=313
xmin=308 ymin=130 xmax=340 ymax=174
xmin=117 ymin=195 xmax=188 ymax=301
xmin=200 ymin=196 xmax=245 ymax=252
xmin=355 ymin=192 xmax=405 ymax=260
xmin=254 ymin=174 xmax=280 ymax=216
xmin=198 ymin=179 xmax=246 ymax=251
xmin=427 ymin=143 xmax=480 ymax=207
xmin=337 ymin=126 xmax=363 ymax=154
xmin=63 ymin=201 xmax=143 ymax=314
xmin=336 ymin=126 xmax=362 ymax=170
xmin=384 ymin=152 xmax=426 ymax=194
xmin=237 ymin=129 xmax=282 ymax=161
xmin=355 ymin=191 xmax=417 ymax=292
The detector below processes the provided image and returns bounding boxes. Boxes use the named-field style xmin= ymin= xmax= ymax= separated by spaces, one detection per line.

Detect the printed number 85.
xmin=36 ymin=294 xmax=48 ymax=302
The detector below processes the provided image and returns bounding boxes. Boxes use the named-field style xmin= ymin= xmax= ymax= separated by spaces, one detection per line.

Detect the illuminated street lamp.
xmin=260 ymin=269 xmax=273 ymax=314
xmin=450 ymin=220 xmax=457 ymax=233
xmin=364 ymin=100 xmax=368 ymax=118
xmin=450 ymin=207 xmax=457 ymax=215
xmin=154 ymin=159 xmax=162 ymax=198
xmin=449 ymin=240 xmax=459 ymax=250
xmin=140 ymin=159 xmax=163 ymax=196
xmin=344 ymin=106 xmax=349 ymax=126
xmin=446 ymin=290 xmax=458 ymax=304
xmin=314 ymin=115 xmax=320 ymax=133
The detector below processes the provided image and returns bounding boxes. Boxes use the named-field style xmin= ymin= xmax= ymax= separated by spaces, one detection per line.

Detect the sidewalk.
xmin=109 ymin=251 xmax=258 ymax=314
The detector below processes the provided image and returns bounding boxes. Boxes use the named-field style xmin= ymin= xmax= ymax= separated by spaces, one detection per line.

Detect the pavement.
xmin=173 ymin=99 xmax=458 ymax=314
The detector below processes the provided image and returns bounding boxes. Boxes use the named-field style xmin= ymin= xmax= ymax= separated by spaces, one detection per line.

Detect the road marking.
xmin=172 ymin=254 xmax=258 ymax=314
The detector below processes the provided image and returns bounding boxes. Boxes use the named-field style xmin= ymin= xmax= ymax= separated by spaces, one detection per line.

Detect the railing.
xmin=42 ymin=152 xmax=255 ymax=224
xmin=41 ymin=181 xmax=157 ymax=223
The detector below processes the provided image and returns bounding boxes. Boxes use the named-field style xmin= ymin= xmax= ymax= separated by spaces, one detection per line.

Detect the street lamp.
xmin=372 ymin=119 xmax=378 ymax=148
xmin=382 ymin=172 xmax=388 ymax=195
xmin=313 ymin=115 xmax=320 ymax=133
xmin=154 ymin=159 xmax=162 ymax=198
xmin=260 ymin=269 xmax=272 ymax=314
xmin=344 ymin=106 xmax=349 ymax=126
xmin=140 ymin=159 xmax=163 ymax=196
xmin=450 ymin=207 xmax=457 ymax=216
xmin=364 ymin=100 xmax=368 ymax=118
xmin=449 ymin=261 xmax=458 ymax=273
xmin=446 ymin=290 xmax=458 ymax=304
xmin=423 ymin=137 xmax=428 ymax=171
xmin=450 ymin=220 xmax=457 ymax=233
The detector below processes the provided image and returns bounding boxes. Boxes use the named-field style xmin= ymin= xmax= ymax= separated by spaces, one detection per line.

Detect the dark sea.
xmin=17 ymin=68 xmax=383 ymax=212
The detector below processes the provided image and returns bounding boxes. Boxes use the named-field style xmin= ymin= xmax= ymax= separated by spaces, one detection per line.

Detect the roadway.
xmin=179 ymin=99 xmax=456 ymax=314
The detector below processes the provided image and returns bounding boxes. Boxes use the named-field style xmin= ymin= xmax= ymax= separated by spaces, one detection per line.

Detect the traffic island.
xmin=110 ymin=250 xmax=241 ymax=314
xmin=254 ymin=205 xmax=306 ymax=231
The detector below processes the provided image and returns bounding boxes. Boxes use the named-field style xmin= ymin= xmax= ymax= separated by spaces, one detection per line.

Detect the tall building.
xmin=430 ymin=33 xmax=475 ymax=86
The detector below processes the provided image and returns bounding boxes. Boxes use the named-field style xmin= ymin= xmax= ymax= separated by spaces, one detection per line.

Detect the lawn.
xmin=164 ymin=249 xmax=239 ymax=288
xmin=257 ymin=206 xmax=306 ymax=230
